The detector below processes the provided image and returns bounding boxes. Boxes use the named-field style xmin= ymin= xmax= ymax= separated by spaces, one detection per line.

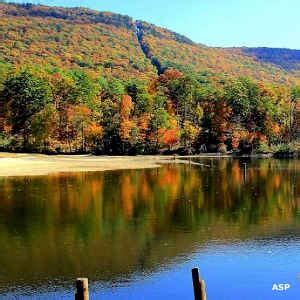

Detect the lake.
xmin=0 ymin=158 xmax=299 ymax=299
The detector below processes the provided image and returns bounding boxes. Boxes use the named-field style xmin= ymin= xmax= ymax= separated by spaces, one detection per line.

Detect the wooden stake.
xmin=192 ymin=268 xmax=207 ymax=300
xmin=200 ymin=280 xmax=207 ymax=300
xmin=75 ymin=278 xmax=89 ymax=300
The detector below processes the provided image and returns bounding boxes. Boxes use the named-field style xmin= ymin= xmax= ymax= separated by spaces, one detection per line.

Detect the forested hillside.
xmin=238 ymin=47 xmax=300 ymax=75
xmin=0 ymin=3 xmax=156 ymax=79
xmin=136 ymin=22 xmax=298 ymax=85
xmin=0 ymin=3 xmax=299 ymax=84
xmin=0 ymin=3 xmax=300 ymax=154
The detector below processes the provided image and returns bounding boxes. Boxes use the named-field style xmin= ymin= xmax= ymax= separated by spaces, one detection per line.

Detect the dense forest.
xmin=0 ymin=3 xmax=300 ymax=154
xmin=1 ymin=66 xmax=299 ymax=154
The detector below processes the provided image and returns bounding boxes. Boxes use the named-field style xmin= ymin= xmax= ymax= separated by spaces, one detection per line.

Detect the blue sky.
xmin=12 ymin=0 xmax=300 ymax=49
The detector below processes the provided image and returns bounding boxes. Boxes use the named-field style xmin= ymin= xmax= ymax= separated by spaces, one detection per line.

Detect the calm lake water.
xmin=0 ymin=158 xmax=300 ymax=299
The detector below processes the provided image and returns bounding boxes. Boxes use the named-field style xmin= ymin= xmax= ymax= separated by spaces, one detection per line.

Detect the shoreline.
xmin=0 ymin=153 xmax=210 ymax=177
xmin=0 ymin=153 xmax=171 ymax=177
xmin=0 ymin=152 xmax=295 ymax=177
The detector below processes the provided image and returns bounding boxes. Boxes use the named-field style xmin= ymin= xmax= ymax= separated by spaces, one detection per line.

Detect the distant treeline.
xmin=0 ymin=64 xmax=299 ymax=154
xmin=242 ymin=47 xmax=300 ymax=72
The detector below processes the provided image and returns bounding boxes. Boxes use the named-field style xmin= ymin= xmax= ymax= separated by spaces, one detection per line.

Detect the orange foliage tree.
xmin=158 ymin=118 xmax=180 ymax=151
xmin=119 ymin=95 xmax=136 ymax=150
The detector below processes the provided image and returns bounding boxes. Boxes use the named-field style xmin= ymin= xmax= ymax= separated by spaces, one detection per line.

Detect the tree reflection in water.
xmin=0 ymin=158 xmax=299 ymax=296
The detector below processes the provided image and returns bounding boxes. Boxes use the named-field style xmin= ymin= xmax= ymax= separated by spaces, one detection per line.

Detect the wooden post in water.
xmin=192 ymin=268 xmax=207 ymax=300
xmin=75 ymin=278 xmax=89 ymax=300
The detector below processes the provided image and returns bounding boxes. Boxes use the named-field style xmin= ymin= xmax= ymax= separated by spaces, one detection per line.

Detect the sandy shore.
xmin=0 ymin=153 xmax=180 ymax=177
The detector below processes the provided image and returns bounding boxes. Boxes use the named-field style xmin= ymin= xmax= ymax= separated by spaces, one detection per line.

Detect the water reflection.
xmin=0 ymin=158 xmax=299 ymax=298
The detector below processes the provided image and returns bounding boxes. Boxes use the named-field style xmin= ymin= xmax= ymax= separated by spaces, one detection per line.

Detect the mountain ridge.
xmin=237 ymin=47 xmax=300 ymax=72
xmin=1 ymin=3 xmax=300 ymax=85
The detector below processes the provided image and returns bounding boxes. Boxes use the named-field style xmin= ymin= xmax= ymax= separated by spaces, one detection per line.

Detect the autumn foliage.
xmin=0 ymin=3 xmax=299 ymax=154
